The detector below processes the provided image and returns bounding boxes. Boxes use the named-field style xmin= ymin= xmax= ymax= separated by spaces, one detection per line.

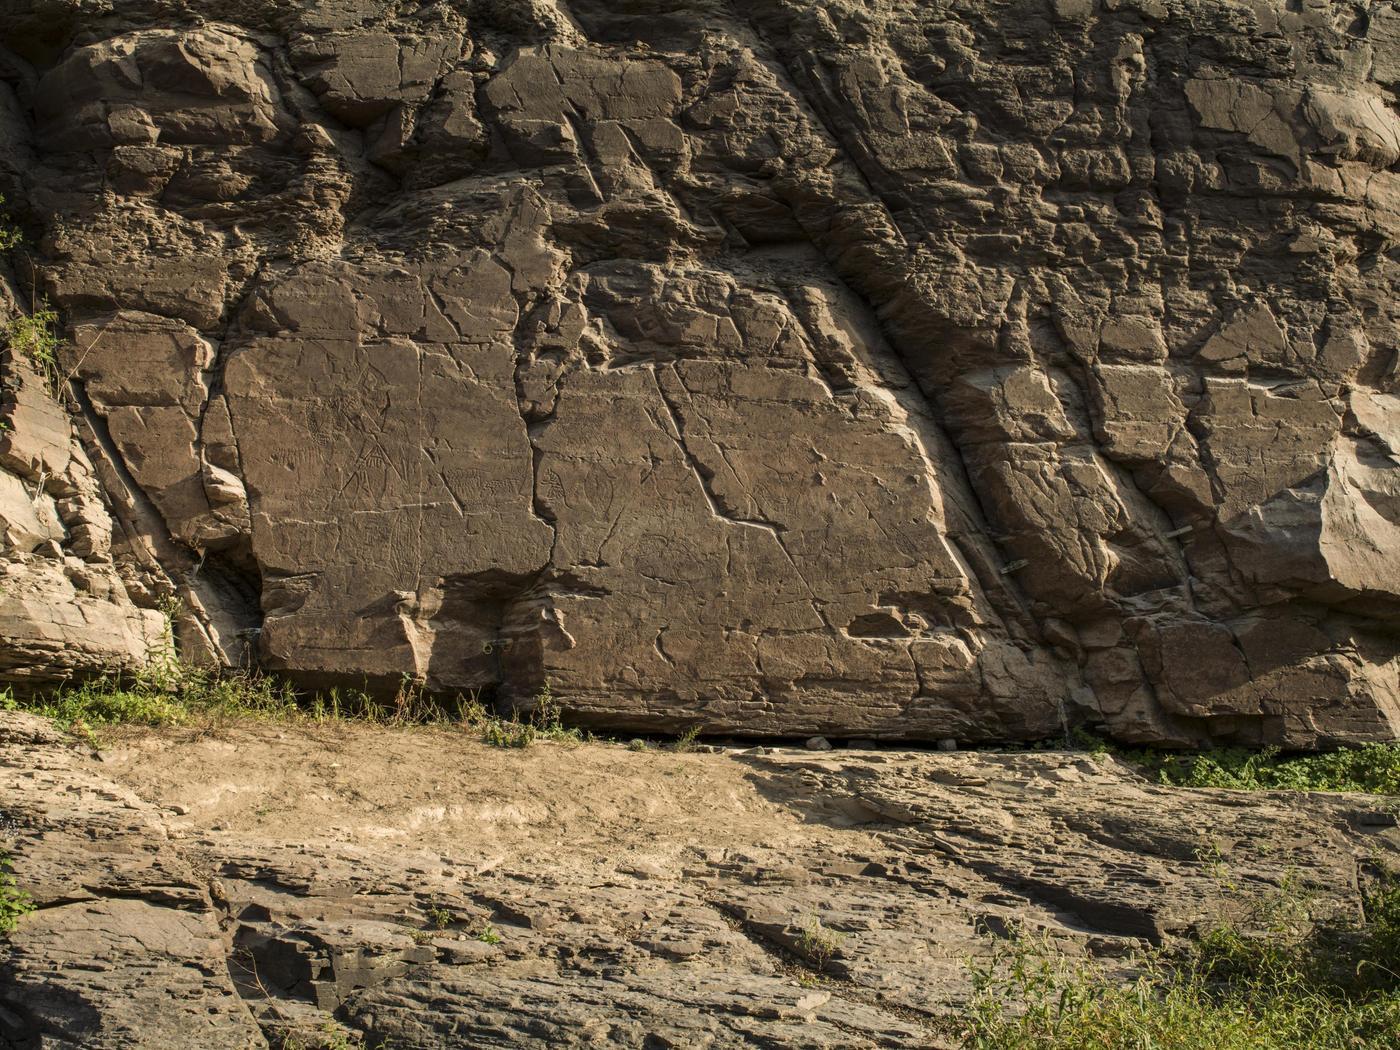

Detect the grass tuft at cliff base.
xmin=1070 ymin=731 xmax=1400 ymax=795
xmin=962 ymin=874 xmax=1400 ymax=1049
xmin=0 ymin=667 xmax=580 ymax=750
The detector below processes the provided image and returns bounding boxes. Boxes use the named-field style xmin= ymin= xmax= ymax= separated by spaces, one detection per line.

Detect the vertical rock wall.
xmin=0 ymin=0 xmax=1398 ymax=745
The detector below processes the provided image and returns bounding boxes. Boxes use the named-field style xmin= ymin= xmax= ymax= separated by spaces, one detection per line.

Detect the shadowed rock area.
xmin=0 ymin=0 xmax=1399 ymax=746
xmin=2 ymin=711 xmax=1398 ymax=1047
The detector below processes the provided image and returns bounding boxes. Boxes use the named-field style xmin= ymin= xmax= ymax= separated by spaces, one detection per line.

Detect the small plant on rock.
xmin=3 ymin=302 xmax=60 ymax=394
xmin=670 ymin=723 xmax=703 ymax=753
xmin=474 ymin=923 xmax=502 ymax=945
xmin=796 ymin=914 xmax=846 ymax=972
xmin=0 ymin=852 xmax=34 ymax=936
xmin=0 ymin=193 xmax=21 ymax=252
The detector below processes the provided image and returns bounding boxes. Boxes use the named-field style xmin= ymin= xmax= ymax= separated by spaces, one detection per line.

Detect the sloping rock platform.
xmin=1 ymin=1 xmax=1399 ymax=746
xmin=2 ymin=711 xmax=1397 ymax=1048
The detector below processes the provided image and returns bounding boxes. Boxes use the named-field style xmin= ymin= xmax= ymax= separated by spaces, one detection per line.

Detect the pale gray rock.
xmin=1 ymin=713 xmax=1397 ymax=1048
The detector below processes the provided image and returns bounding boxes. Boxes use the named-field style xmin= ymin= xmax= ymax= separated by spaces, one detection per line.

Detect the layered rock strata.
xmin=2 ymin=714 xmax=1398 ymax=1048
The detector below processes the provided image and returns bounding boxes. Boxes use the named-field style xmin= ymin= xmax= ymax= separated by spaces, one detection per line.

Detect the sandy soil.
xmin=98 ymin=725 xmax=877 ymax=873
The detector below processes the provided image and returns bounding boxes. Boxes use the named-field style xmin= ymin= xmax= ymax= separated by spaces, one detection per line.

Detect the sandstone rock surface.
xmin=1 ymin=0 xmax=1399 ymax=744
xmin=2 ymin=713 xmax=1398 ymax=1047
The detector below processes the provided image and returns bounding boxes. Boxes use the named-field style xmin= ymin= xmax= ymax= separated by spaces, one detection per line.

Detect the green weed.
xmin=477 ymin=679 xmax=581 ymax=749
xmin=1092 ymin=738 xmax=1400 ymax=796
xmin=0 ymin=852 xmax=34 ymax=936
xmin=1145 ymin=744 xmax=1400 ymax=795
xmin=795 ymin=914 xmax=846 ymax=972
xmin=962 ymin=874 xmax=1400 ymax=1049
xmin=474 ymin=923 xmax=503 ymax=945
xmin=0 ymin=193 xmax=21 ymax=252
xmin=5 ymin=597 xmax=512 ymax=746
xmin=670 ymin=723 xmax=703 ymax=753
xmin=3 ymin=303 xmax=60 ymax=393
xmin=427 ymin=906 xmax=454 ymax=930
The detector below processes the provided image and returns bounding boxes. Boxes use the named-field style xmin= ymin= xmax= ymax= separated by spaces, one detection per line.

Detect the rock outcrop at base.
xmin=2 ymin=713 xmax=1398 ymax=1048
xmin=0 ymin=0 xmax=1399 ymax=745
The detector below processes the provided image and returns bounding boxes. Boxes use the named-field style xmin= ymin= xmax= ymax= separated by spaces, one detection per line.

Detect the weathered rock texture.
xmin=2 ymin=714 xmax=1398 ymax=1048
xmin=1 ymin=0 xmax=1399 ymax=745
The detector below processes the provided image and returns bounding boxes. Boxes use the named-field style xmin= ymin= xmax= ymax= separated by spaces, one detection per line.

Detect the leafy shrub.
xmin=670 ymin=723 xmax=703 ymax=753
xmin=478 ymin=679 xmax=581 ymax=749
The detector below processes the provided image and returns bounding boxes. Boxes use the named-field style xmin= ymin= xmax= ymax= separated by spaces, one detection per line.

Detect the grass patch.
xmin=963 ymin=874 xmax=1400 ymax=1049
xmin=478 ymin=680 xmax=583 ymax=749
xmin=0 ymin=599 xmax=592 ymax=747
xmin=1071 ymin=731 xmax=1400 ymax=796
xmin=1 ymin=661 xmax=578 ymax=751
xmin=1136 ymin=744 xmax=1400 ymax=795
xmin=0 ymin=852 xmax=34 ymax=937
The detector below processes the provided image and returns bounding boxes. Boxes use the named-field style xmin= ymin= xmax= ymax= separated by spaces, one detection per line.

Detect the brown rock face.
xmin=1 ymin=0 xmax=1399 ymax=745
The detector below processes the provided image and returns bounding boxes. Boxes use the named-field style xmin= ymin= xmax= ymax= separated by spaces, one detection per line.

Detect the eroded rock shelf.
xmin=3 ymin=712 xmax=1398 ymax=1047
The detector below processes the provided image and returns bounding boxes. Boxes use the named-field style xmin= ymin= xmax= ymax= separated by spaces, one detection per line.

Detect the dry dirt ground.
xmin=3 ymin=713 xmax=1399 ymax=1049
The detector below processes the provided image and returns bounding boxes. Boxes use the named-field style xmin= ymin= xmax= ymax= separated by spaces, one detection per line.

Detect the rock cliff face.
xmin=0 ymin=0 xmax=1399 ymax=745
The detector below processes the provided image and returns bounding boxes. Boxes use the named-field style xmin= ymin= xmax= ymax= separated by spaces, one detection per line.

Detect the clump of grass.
xmin=11 ymin=595 xmax=302 ymax=744
xmin=4 ymin=600 xmax=586 ymax=750
xmin=480 ymin=716 xmax=536 ymax=749
xmin=670 ymin=722 xmax=703 ymax=753
xmin=6 ymin=660 xmax=482 ymax=749
xmin=0 ymin=195 xmax=63 ymax=394
xmin=1069 ymin=729 xmax=1400 ymax=796
xmin=2 ymin=599 xmax=538 ymax=745
xmin=477 ymin=680 xmax=581 ymax=749
xmin=6 ymin=670 xmax=301 ymax=746
xmin=278 ymin=1022 xmax=362 ymax=1050
xmin=3 ymin=302 xmax=61 ymax=393
xmin=963 ymin=874 xmax=1400 ymax=1049
xmin=795 ymin=914 xmax=846 ymax=972
xmin=0 ymin=852 xmax=34 ymax=936
xmin=1139 ymin=744 xmax=1400 ymax=795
